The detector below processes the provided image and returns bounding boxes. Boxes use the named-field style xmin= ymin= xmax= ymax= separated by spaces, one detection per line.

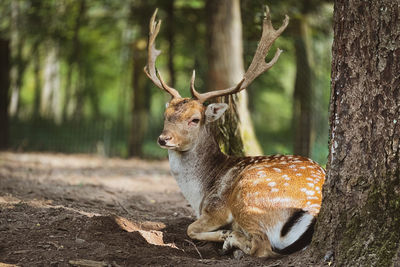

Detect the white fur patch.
xmin=168 ymin=150 xmax=204 ymax=217
xmin=266 ymin=212 xmax=314 ymax=250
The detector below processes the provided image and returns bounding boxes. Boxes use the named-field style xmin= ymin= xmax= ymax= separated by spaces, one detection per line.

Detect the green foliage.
xmin=3 ymin=0 xmax=332 ymax=163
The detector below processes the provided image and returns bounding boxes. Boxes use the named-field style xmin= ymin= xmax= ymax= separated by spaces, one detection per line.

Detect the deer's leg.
xmin=222 ymin=230 xmax=252 ymax=254
xmin=187 ymin=212 xmax=231 ymax=242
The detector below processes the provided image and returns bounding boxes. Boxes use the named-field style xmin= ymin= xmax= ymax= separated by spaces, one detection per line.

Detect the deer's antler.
xmin=191 ymin=6 xmax=289 ymax=103
xmin=144 ymin=9 xmax=181 ymax=99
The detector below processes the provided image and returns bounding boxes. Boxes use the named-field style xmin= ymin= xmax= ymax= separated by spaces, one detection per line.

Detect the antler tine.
xmin=192 ymin=78 xmax=245 ymax=104
xmin=191 ymin=6 xmax=289 ymax=103
xmin=190 ymin=70 xmax=201 ymax=100
xmin=144 ymin=9 xmax=181 ymax=99
xmin=191 ymin=70 xmax=245 ymax=103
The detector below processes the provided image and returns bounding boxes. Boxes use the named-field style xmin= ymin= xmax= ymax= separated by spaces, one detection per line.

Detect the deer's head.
xmin=158 ymin=98 xmax=228 ymax=151
xmin=144 ymin=9 xmax=289 ymax=152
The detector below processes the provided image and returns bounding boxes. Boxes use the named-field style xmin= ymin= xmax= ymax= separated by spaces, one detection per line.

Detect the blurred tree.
xmin=166 ymin=0 xmax=176 ymax=87
xmin=291 ymin=2 xmax=314 ymax=157
xmin=41 ymin=41 xmax=61 ymax=122
xmin=130 ymin=38 xmax=151 ymax=157
xmin=32 ymin=46 xmax=41 ymax=119
xmin=9 ymin=0 xmax=26 ymax=117
xmin=0 ymin=39 xmax=10 ymax=149
xmin=128 ymin=1 xmax=154 ymax=157
xmin=63 ymin=0 xmax=86 ymax=121
xmin=205 ymin=0 xmax=262 ymax=156
xmin=311 ymin=0 xmax=400 ymax=265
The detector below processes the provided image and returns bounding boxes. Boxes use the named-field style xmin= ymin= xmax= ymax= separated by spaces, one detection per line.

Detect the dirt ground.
xmin=0 ymin=152 xmax=311 ymax=267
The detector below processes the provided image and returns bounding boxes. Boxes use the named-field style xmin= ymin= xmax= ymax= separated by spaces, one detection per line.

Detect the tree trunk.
xmin=129 ymin=39 xmax=150 ymax=157
xmin=33 ymin=47 xmax=41 ymax=119
xmin=206 ymin=0 xmax=262 ymax=156
xmin=166 ymin=0 xmax=176 ymax=88
xmin=310 ymin=1 xmax=400 ymax=266
xmin=0 ymin=39 xmax=10 ymax=150
xmin=9 ymin=0 xmax=25 ymax=117
xmin=292 ymin=16 xmax=313 ymax=157
xmin=41 ymin=42 xmax=62 ymax=122
xmin=63 ymin=0 xmax=86 ymax=121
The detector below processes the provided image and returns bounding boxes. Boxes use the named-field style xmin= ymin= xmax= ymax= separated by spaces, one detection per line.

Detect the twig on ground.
xmin=264 ymin=260 xmax=282 ymax=267
xmin=115 ymin=199 xmax=134 ymax=217
xmin=184 ymin=239 xmax=203 ymax=260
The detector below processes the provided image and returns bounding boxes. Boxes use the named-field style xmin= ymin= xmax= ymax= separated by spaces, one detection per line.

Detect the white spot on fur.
xmin=307 ymin=183 xmax=314 ymax=188
xmin=257 ymin=171 xmax=267 ymax=178
xmin=299 ymin=166 xmax=306 ymax=169
xmin=268 ymin=182 xmax=277 ymax=187
xmin=307 ymin=196 xmax=319 ymax=200
xmin=315 ymin=186 xmax=320 ymax=191
xmin=306 ymin=178 xmax=314 ymax=182
xmin=300 ymin=188 xmax=307 ymax=192
xmin=273 ymin=168 xmax=282 ymax=173
xmin=296 ymin=173 xmax=302 ymax=176
xmin=271 ymin=188 xmax=279 ymax=192
xmin=289 ymin=165 xmax=296 ymax=168
xmin=305 ymin=190 xmax=315 ymax=196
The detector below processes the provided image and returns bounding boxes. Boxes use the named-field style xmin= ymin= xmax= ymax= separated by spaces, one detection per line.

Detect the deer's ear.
xmin=205 ymin=103 xmax=228 ymax=123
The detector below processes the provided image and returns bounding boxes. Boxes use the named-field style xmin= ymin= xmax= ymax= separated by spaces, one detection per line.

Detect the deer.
xmin=143 ymin=8 xmax=325 ymax=258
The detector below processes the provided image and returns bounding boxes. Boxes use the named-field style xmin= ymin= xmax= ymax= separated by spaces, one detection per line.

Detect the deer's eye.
xmin=189 ymin=118 xmax=200 ymax=126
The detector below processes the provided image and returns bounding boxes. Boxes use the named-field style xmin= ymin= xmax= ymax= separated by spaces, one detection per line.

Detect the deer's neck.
xmin=168 ymin=126 xmax=228 ymax=217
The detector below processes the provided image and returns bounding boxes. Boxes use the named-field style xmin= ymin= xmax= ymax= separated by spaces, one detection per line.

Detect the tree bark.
xmin=128 ymin=2 xmax=153 ymax=157
xmin=0 ymin=39 xmax=10 ymax=150
xmin=166 ymin=0 xmax=176 ymax=88
xmin=129 ymin=39 xmax=150 ymax=157
xmin=310 ymin=1 xmax=400 ymax=266
xmin=206 ymin=0 xmax=262 ymax=156
xmin=9 ymin=0 xmax=25 ymax=117
xmin=292 ymin=16 xmax=313 ymax=157
xmin=41 ymin=42 xmax=62 ymax=122
xmin=63 ymin=0 xmax=86 ymax=121
xmin=33 ymin=47 xmax=41 ymax=119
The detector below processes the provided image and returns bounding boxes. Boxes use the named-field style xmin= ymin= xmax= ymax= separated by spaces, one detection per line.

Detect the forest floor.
xmin=0 ymin=152 xmax=314 ymax=267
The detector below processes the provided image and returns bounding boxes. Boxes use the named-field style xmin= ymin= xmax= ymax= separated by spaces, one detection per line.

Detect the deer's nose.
xmin=158 ymin=135 xmax=172 ymax=146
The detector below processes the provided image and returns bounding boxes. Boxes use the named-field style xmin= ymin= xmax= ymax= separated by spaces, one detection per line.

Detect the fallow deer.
xmin=144 ymin=8 xmax=325 ymax=258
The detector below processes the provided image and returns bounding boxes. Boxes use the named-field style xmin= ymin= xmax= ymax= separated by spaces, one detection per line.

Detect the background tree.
xmin=0 ymin=39 xmax=10 ymax=149
xmin=309 ymin=0 xmax=400 ymax=265
xmin=8 ymin=0 xmax=25 ymax=117
xmin=205 ymin=0 xmax=262 ymax=156
xmin=291 ymin=1 xmax=314 ymax=158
